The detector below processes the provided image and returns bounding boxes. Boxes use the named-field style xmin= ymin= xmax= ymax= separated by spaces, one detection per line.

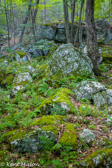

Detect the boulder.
xmin=96 ymin=19 xmax=112 ymax=44
xmin=11 ymin=129 xmax=57 ymax=153
xmin=74 ymin=81 xmax=106 ymax=100
xmin=59 ymin=123 xmax=77 ymax=150
xmin=29 ymin=40 xmax=57 ymax=57
xmin=11 ymin=72 xmax=32 ymax=96
xmin=49 ymin=43 xmax=93 ymax=77
xmin=80 ymin=129 xmax=95 ymax=144
xmin=74 ymin=81 xmax=112 ymax=107
xmin=80 ymin=148 xmax=112 ymax=167
xmin=10 ymin=115 xmax=64 ymax=153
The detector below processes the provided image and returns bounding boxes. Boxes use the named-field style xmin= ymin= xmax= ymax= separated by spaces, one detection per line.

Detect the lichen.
xmin=59 ymin=123 xmax=77 ymax=150
xmin=80 ymin=148 xmax=112 ymax=167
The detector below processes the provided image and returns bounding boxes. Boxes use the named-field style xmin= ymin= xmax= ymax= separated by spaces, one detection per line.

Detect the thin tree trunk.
xmin=31 ymin=0 xmax=39 ymax=42
xmin=74 ymin=0 xmax=84 ymax=45
xmin=70 ymin=0 xmax=75 ymax=44
xmin=19 ymin=0 xmax=32 ymax=43
xmin=63 ymin=0 xmax=71 ymax=43
xmin=4 ymin=0 xmax=10 ymax=47
xmin=86 ymin=0 xmax=101 ymax=76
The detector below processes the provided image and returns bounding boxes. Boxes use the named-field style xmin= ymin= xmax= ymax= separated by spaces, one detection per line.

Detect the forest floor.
xmin=0 ymin=39 xmax=112 ymax=168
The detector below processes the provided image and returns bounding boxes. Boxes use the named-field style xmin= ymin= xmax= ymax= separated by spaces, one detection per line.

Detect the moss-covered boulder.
xmin=49 ymin=43 xmax=93 ymax=77
xmin=11 ymin=129 xmax=57 ymax=153
xmin=36 ymin=88 xmax=77 ymax=115
xmin=9 ymin=115 xmax=65 ymax=153
xmin=80 ymin=148 xmax=112 ymax=167
xmin=59 ymin=123 xmax=77 ymax=150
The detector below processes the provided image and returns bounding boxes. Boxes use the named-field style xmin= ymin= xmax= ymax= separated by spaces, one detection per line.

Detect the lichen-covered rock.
xmin=80 ymin=129 xmax=95 ymax=144
xmin=27 ymin=65 xmax=36 ymax=76
xmin=74 ymin=81 xmax=106 ymax=101
xmin=80 ymin=148 xmax=112 ymax=167
xmin=13 ymin=72 xmax=32 ymax=87
xmin=92 ymin=91 xmax=108 ymax=107
xmin=49 ymin=43 xmax=93 ymax=77
xmin=106 ymin=89 xmax=112 ymax=105
xmin=59 ymin=123 xmax=77 ymax=150
xmin=11 ymin=128 xmax=57 ymax=153
xmin=11 ymin=72 xmax=32 ymax=95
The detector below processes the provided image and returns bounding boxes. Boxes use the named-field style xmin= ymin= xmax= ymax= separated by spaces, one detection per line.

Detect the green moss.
xmin=1 ymin=129 xmax=28 ymax=143
xmin=41 ymin=22 xmax=65 ymax=26
xmin=59 ymin=123 xmax=77 ymax=150
xmin=4 ymin=74 xmax=14 ymax=86
xmin=30 ymin=115 xmax=64 ymax=127
xmin=17 ymin=51 xmax=26 ymax=58
xmin=41 ymin=125 xmax=59 ymax=134
xmin=35 ymin=88 xmax=76 ymax=115
xmin=80 ymin=148 xmax=112 ymax=167
xmin=78 ymin=104 xmax=104 ymax=117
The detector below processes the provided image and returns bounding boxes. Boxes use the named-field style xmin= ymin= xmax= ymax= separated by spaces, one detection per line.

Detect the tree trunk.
xmin=74 ymin=0 xmax=84 ymax=45
xmin=19 ymin=0 xmax=32 ymax=43
xmin=31 ymin=0 xmax=39 ymax=42
xmin=70 ymin=0 xmax=75 ymax=44
xmin=4 ymin=0 xmax=10 ymax=47
xmin=86 ymin=0 xmax=101 ymax=76
xmin=63 ymin=0 xmax=71 ymax=43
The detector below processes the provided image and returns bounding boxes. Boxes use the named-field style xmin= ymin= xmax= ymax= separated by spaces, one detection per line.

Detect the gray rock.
xmin=80 ymin=129 xmax=95 ymax=144
xmin=11 ymin=85 xmax=24 ymax=96
xmin=37 ymin=25 xmax=56 ymax=40
xmin=92 ymin=91 xmax=108 ymax=107
xmin=49 ymin=43 xmax=93 ymax=77
xmin=27 ymin=66 xmax=36 ymax=76
xmin=15 ymin=53 xmax=28 ymax=62
xmin=11 ymin=129 xmax=57 ymax=153
xmin=13 ymin=72 xmax=32 ymax=85
xmin=11 ymin=72 xmax=32 ymax=96
xmin=107 ymin=89 xmax=112 ymax=105
xmin=74 ymin=81 xmax=106 ymax=101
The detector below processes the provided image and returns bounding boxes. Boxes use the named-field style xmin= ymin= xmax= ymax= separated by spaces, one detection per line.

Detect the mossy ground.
xmin=0 ymin=43 xmax=112 ymax=167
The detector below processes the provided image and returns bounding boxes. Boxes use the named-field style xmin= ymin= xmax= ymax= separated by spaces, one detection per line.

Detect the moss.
xmin=30 ymin=115 xmax=65 ymax=127
xmin=80 ymin=148 xmax=112 ymax=167
xmin=35 ymin=88 xmax=76 ymax=115
xmin=41 ymin=22 xmax=65 ymax=26
xmin=78 ymin=104 xmax=104 ymax=117
xmin=17 ymin=51 xmax=26 ymax=58
xmin=1 ymin=129 xmax=28 ymax=143
xmin=4 ymin=74 xmax=14 ymax=86
xmin=59 ymin=123 xmax=77 ymax=150
xmin=41 ymin=125 xmax=59 ymax=134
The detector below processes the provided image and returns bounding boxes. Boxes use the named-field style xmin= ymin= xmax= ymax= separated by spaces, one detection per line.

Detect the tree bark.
xmin=4 ymin=0 xmax=10 ymax=47
xmin=63 ymin=0 xmax=71 ymax=43
xmin=19 ymin=0 xmax=32 ymax=43
xmin=70 ymin=0 xmax=75 ymax=44
xmin=74 ymin=0 xmax=84 ymax=45
xmin=31 ymin=0 xmax=39 ymax=42
xmin=86 ymin=0 xmax=101 ymax=76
